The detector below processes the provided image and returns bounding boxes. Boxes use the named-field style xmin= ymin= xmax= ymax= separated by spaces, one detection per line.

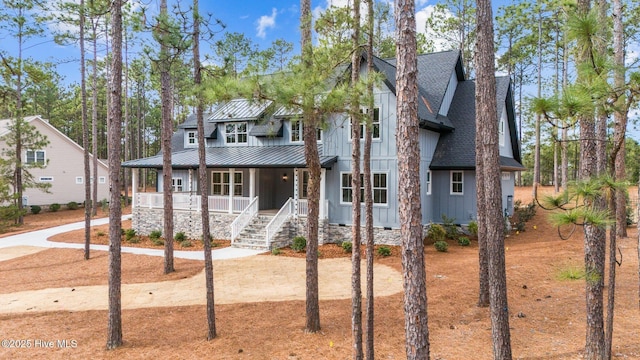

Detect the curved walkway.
xmin=0 ymin=217 xmax=404 ymax=314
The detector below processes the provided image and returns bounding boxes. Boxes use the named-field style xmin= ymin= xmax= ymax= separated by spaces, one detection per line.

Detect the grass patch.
xmin=556 ymin=264 xmax=585 ymax=281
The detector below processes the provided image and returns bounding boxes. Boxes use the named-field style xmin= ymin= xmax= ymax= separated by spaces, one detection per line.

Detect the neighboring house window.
xmin=341 ymin=172 xmax=387 ymax=204
xmin=501 ymin=172 xmax=511 ymax=181
xmin=450 ymin=171 xmax=463 ymax=195
xmin=291 ymin=121 xmax=322 ymax=142
xmin=172 ymin=178 xmax=183 ymax=192
xmin=426 ymin=170 xmax=432 ymax=195
xmin=211 ymin=171 xmax=243 ymax=196
xmin=39 ymin=176 xmax=54 ymax=182
xmin=225 ymin=123 xmax=247 ymax=144
xmin=353 ymin=108 xmax=381 ymax=140
xmin=99 ymin=177 xmax=106 ymax=184
xmin=185 ymin=130 xmax=197 ymax=146
xmin=76 ymin=177 xmax=83 ymax=184
xmin=499 ymin=117 xmax=505 ymax=146
xmin=26 ymin=150 xmax=45 ymax=165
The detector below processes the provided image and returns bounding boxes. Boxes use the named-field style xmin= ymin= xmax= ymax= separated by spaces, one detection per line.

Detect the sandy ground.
xmin=0 ymin=254 xmax=402 ymax=313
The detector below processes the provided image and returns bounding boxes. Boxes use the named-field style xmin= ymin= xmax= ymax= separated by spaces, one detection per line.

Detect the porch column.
xmin=228 ymin=168 xmax=235 ymax=214
xmin=293 ymin=168 xmax=299 ymax=218
xmin=320 ymin=168 xmax=326 ymax=219
xmin=249 ymin=168 xmax=256 ymax=200
xmin=131 ymin=168 xmax=138 ymax=210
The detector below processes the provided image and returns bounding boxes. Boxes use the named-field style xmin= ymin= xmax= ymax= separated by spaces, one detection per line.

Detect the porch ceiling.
xmin=122 ymin=145 xmax=338 ymax=169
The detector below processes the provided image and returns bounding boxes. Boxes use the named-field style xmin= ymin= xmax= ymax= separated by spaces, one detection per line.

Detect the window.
xmin=186 ymin=130 xmax=197 ymax=146
xmin=76 ymin=177 xmax=84 ymax=184
xmin=291 ymin=121 xmax=322 ymax=143
xmin=225 ymin=123 xmax=247 ymax=144
xmin=341 ymin=172 xmax=387 ymax=204
xmin=426 ymin=171 xmax=432 ymax=195
xmin=99 ymin=176 xmax=106 ymax=184
xmin=501 ymin=172 xmax=511 ymax=181
xmin=39 ymin=176 xmax=54 ymax=182
xmin=299 ymin=170 xmax=310 ymax=199
xmin=353 ymin=108 xmax=381 ymax=140
xmin=211 ymin=171 xmax=243 ymax=196
xmin=26 ymin=150 xmax=45 ymax=165
xmin=172 ymin=178 xmax=183 ymax=192
xmin=450 ymin=171 xmax=463 ymax=195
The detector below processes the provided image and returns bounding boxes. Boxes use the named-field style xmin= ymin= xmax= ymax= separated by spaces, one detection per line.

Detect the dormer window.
xmin=291 ymin=120 xmax=322 ymax=143
xmin=185 ymin=130 xmax=197 ymax=147
xmin=225 ymin=122 xmax=247 ymax=144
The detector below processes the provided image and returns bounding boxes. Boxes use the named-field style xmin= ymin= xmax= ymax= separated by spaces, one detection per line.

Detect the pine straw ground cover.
xmin=1 ymin=187 xmax=640 ymax=359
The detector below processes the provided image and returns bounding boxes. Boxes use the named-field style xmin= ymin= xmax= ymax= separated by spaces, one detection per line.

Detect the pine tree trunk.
xmin=395 ymin=1 xmax=429 ymax=358
xmin=193 ymin=0 xmax=216 ymax=339
xmin=476 ymin=0 xmax=512 ymax=358
xmin=80 ymin=0 xmax=91 ymax=260
xmin=106 ymin=0 xmax=124 ymax=349
xmin=91 ymin=19 xmax=99 ymax=217
xmin=160 ymin=0 xmax=175 ymax=274
xmin=300 ymin=0 xmax=321 ymax=333
xmin=612 ymin=0 xmax=627 ymax=238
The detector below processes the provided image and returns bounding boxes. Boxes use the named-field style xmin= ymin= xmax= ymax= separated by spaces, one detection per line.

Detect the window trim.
xmin=350 ymin=107 xmax=381 ymax=141
xmin=450 ymin=171 xmax=464 ymax=195
xmin=499 ymin=116 xmax=505 ymax=146
xmin=225 ymin=122 xmax=248 ymax=144
xmin=211 ymin=171 xmax=243 ymax=196
xmin=501 ymin=172 xmax=511 ymax=181
xmin=172 ymin=177 xmax=184 ymax=192
xmin=426 ymin=170 xmax=432 ymax=195
xmin=76 ymin=176 xmax=84 ymax=184
xmin=26 ymin=149 xmax=46 ymax=165
xmin=340 ymin=171 xmax=388 ymax=206
xmin=99 ymin=176 xmax=106 ymax=184
xmin=185 ymin=130 xmax=197 ymax=147
xmin=290 ymin=120 xmax=322 ymax=143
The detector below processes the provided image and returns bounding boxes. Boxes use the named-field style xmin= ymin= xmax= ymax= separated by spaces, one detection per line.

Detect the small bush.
xmin=124 ymin=229 xmax=136 ymax=241
xmin=100 ymin=198 xmax=108 ymax=213
xmin=50 ymin=203 xmax=61 ymax=212
xmin=441 ymin=214 xmax=459 ymax=239
xmin=96 ymin=230 xmax=106 ymax=237
xmin=152 ymin=238 xmax=164 ymax=246
xmin=467 ymin=221 xmax=478 ymax=236
xmin=210 ymin=240 xmax=219 ymax=248
xmin=149 ymin=230 xmax=162 ymax=240
xmin=377 ymin=246 xmax=392 ymax=257
xmin=175 ymin=232 xmax=186 ymax=242
xmin=427 ymin=224 xmax=446 ymax=243
xmin=271 ymin=248 xmax=282 ymax=255
xmin=556 ymin=264 xmax=585 ymax=281
xmin=127 ymin=236 xmax=140 ymax=244
xmin=181 ymin=240 xmax=193 ymax=248
xmin=457 ymin=237 xmax=470 ymax=246
xmin=434 ymin=240 xmax=449 ymax=252
xmin=291 ymin=236 xmax=307 ymax=252
xmin=67 ymin=201 xmax=79 ymax=210
xmin=341 ymin=241 xmax=353 ymax=253
xmin=30 ymin=205 xmax=41 ymax=214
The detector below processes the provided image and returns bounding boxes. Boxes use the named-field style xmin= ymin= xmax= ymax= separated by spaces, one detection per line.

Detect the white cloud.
xmin=256 ymin=8 xmax=278 ymax=39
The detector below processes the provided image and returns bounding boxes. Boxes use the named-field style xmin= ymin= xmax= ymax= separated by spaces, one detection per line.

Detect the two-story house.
xmin=123 ymin=50 xmax=524 ymax=250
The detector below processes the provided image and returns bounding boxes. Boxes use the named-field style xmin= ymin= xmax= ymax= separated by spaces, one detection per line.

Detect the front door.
xmin=258 ymin=168 xmax=293 ymax=210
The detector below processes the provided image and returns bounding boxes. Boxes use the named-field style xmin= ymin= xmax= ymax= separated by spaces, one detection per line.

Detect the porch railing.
xmin=136 ymin=192 xmax=251 ymax=213
xmin=265 ymin=198 xmax=294 ymax=249
xmin=230 ymin=196 xmax=259 ymax=243
xmin=295 ymin=199 xmax=328 ymax=219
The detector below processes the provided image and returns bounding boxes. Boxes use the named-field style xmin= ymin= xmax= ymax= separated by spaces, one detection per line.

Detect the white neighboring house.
xmin=0 ymin=115 xmax=109 ymax=207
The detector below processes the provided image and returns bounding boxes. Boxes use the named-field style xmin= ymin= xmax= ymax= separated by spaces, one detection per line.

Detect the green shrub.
xmin=467 ymin=221 xmax=478 ymax=236
xmin=434 ymin=240 xmax=449 ymax=252
xmin=427 ymin=224 xmax=446 ymax=243
xmin=271 ymin=248 xmax=282 ymax=255
xmin=175 ymin=232 xmax=186 ymax=242
xmin=152 ymin=238 xmax=164 ymax=246
xmin=124 ymin=229 xmax=136 ymax=242
xmin=291 ymin=236 xmax=307 ymax=252
xmin=97 ymin=230 xmax=106 ymax=237
xmin=341 ymin=241 xmax=353 ymax=253
xmin=181 ymin=240 xmax=193 ymax=248
xmin=210 ymin=240 xmax=219 ymax=248
xmin=457 ymin=237 xmax=470 ymax=246
xmin=100 ymin=198 xmax=108 ymax=212
xmin=67 ymin=201 xmax=79 ymax=210
xmin=50 ymin=203 xmax=61 ymax=212
xmin=30 ymin=205 xmax=41 ymax=214
xmin=127 ymin=236 xmax=140 ymax=244
xmin=441 ymin=214 xmax=459 ymax=239
xmin=149 ymin=230 xmax=162 ymax=240
xmin=377 ymin=246 xmax=392 ymax=257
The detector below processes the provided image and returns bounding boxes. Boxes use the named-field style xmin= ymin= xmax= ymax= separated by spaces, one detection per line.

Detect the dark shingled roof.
xmin=429 ymin=76 xmax=525 ymax=171
xmin=123 ymin=145 xmax=338 ymax=169
xmin=373 ymin=50 xmax=461 ymax=131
